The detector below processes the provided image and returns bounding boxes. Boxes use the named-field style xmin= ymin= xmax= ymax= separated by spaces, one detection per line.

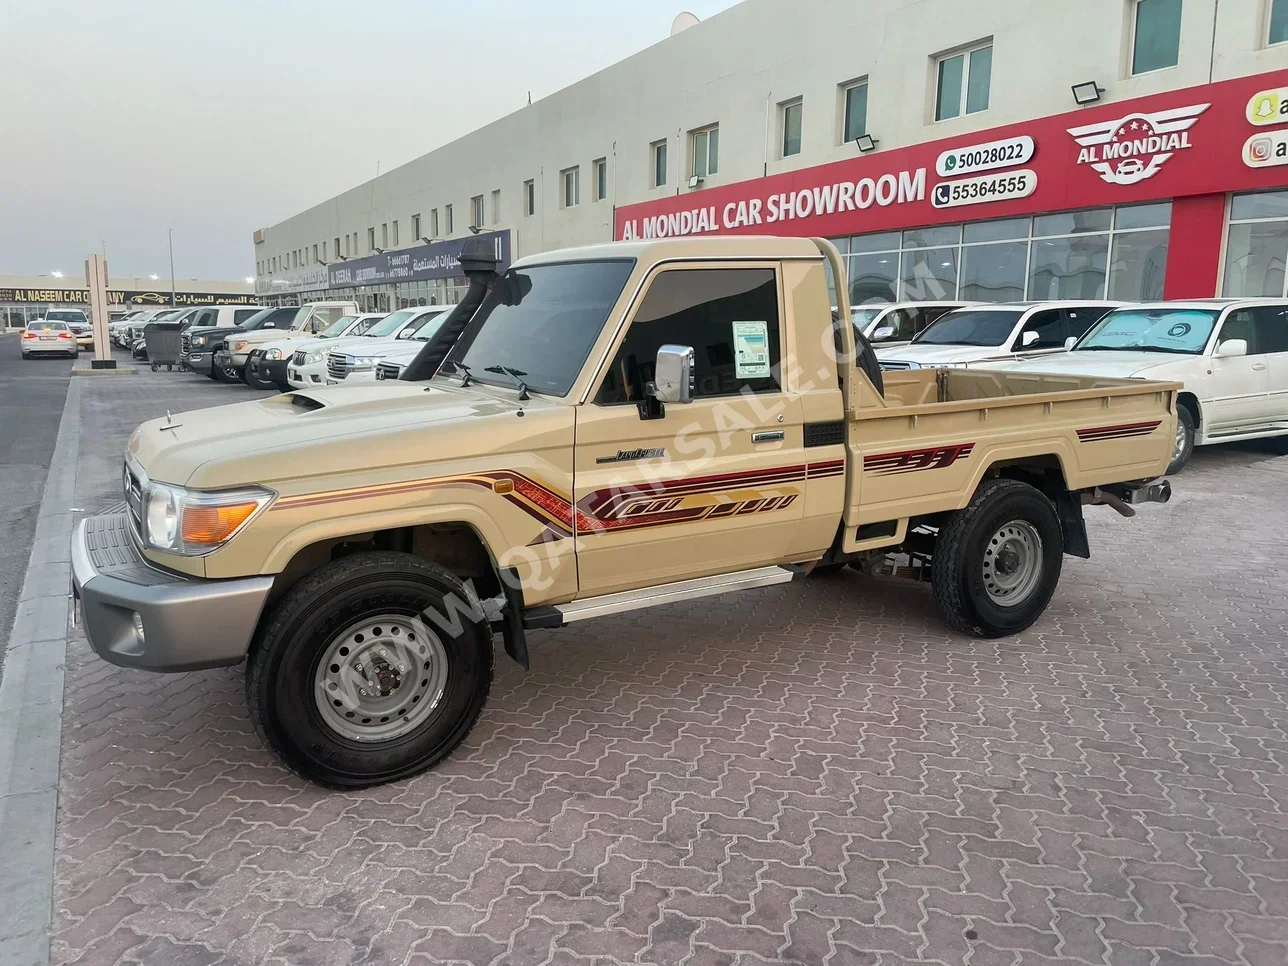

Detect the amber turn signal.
xmin=181 ymin=502 xmax=260 ymax=546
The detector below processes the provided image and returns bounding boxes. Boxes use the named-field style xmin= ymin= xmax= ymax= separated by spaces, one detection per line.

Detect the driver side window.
xmin=1218 ymin=311 xmax=1259 ymax=354
xmin=595 ymin=267 xmax=782 ymax=404
xmin=1017 ymin=309 xmax=1066 ymax=350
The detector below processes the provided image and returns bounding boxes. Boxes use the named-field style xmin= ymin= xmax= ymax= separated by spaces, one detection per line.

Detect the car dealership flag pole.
xmin=168 ymin=228 xmax=176 ymax=308
xmin=85 ymin=253 xmax=115 ymax=369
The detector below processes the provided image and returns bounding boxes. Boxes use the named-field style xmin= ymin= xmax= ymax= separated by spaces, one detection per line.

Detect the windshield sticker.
xmin=733 ymin=321 xmax=771 ymax=378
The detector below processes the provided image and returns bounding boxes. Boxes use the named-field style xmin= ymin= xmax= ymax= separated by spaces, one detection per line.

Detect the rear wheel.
xmin=1167 ymin=406 xmax=1195 ymax=474
xmin=931 ymin=479 xmax=1063 ymax=638
xmin=246 ymin=552 xmax=493 ymax=788
xmin=214 ymin=365 xmax=241 ymax=384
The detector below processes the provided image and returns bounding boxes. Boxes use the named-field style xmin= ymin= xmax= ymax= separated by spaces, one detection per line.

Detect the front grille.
xmin=123 ymin=461 xmax=144 ymax=539
xmin=181 ymin=331 xmax=191 ymax=353
xmin=375 ymin=362 xmax=401 ymax=381
xmin=292 ymin=350 xmax=307 ymax=366
xmin=327 ymin=353 xmax=351 ymax=379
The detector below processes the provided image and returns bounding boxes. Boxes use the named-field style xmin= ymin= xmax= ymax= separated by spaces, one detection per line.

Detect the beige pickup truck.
xmin=73 ymin=236 xmax=1178 ymax=788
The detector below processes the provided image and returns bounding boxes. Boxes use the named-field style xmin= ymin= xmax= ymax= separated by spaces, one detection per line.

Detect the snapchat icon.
xmin=1247 ymin=87 xmax=1288 ymax=126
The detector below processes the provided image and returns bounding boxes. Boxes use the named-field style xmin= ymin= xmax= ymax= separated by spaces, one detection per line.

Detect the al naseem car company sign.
xmin=615 ymin=68 xmax=1288 ymax=242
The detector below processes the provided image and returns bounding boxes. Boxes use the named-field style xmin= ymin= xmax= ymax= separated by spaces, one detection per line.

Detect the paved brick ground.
xmin=50 ymin=373 xmax=1288 ymax=965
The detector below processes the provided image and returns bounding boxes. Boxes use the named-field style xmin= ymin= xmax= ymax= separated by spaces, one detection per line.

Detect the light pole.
xmin=168 ymin=228 xmax=176 ymax=308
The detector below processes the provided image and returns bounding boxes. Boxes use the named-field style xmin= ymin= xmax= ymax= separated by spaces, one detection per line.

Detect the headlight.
xmin=229 ymin=339 xmax=248 ymax=352
xmin=141 ymin=480 xmax=274 ymax=555
xmin=191 ymin=335 xmax=207 ymax=347
xmin=304 ymin=349 xmax=325 ymax=364
xmin=350 ymin=356 xmax=376 ymax=370
xmin=264 ymin=348 xmax=282 ymax=361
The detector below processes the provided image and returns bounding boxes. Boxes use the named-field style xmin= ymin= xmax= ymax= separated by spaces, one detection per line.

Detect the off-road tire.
xmin=1167 ymin=406 xmax=1195 ymax=474
xmin=930 ymin=478 xmax=1063 ymax=638
xmin=246 ymin=551 xmax=494 ymax=788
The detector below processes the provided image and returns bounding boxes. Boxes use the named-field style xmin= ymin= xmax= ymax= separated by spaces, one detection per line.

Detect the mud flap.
xmin=499 ymin=567 xmax=530 ymax=670
xmin=1054 ymin=491 xmax=1091 ymax=559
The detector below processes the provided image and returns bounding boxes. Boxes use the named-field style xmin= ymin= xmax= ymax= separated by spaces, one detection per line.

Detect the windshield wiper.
xmin=484 ymin=365 xmax=530 ymax=400
xmin=444 ymin=359 xmax=472 ymax=387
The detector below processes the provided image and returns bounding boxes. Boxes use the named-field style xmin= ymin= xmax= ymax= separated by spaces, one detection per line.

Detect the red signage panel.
xmin=614 ymin=69 xmax=1288 ymax=242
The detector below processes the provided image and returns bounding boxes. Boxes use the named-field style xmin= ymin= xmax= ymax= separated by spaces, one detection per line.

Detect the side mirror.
xmin=1021 ymin=331 xmax=1040 ymax=348
xmin=651 ymin=344 xmax=695 ymax=404
xmin=1064 ymin=336 xmax=1077 ymax=350
xmin=872 ymin=326 xmax=895 ymax=341
xmin=1214 ymin=338 xmax=1247 ymax=358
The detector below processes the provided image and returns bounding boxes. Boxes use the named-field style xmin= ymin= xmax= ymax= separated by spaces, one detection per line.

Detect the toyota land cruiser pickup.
xmin=72 ymin=236 xmax=1178 ymax=788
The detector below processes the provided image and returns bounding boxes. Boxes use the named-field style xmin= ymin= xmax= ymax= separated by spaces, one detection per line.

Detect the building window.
xmin=334 ymin=236 xmax=340 ymax=259
xmin=392 ymin=220 xmax=399 ymax=246
xmin=651 ymin=140 xmax=668 ymax=187
xmin=380 ymin=223 xmax=388 ymax=248
xmin=841 ymin=80 xmax=868 ymax=143
xmin=344 ymin=235 xmax=350 ymax=257
xmin=445 ymin=204 xmax=454 ymax=234
xmin=430 ymin=209 xmax=440 ymax=237
xmin=524 ymin=180 xmax=536 ymax=216
xmin=412 ymin=214 xmax=421 ymax=240
xmin=1223 ymin=189 xmax=1288 ymax=296
xmin=491 ymin=189 xmax=500 ymax=224
xmin=1273 ymin=0 xmax=1288 ymax=44
xmin=1131 ymin=0 xmax=1182 ymax=74
xmin=471 ymin=195 xmax=484 ymax=228
xmin=690 ymin=126 xmax=719 ymax=179
xmin=832 ymin=202 xmax=1170 ymax=305
xmin=593 ymin=158 xmax=608 ymax=201
xmin=781 ymin=99 xmax=803 ymax=157
xmin=562 ymin=167 xmax=580 ymax=207
xmin=368 ymin=227 xmax=376 ymax=252
xmin=935 ymin=42 xmax=992 ymax=121
xmin=312 ymin=243 xmax=319 ymax=263
xmin=293 ymin=251 xmax=299 ymax=268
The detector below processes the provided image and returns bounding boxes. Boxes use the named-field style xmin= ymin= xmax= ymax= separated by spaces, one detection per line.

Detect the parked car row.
xmin=868 ymin=298 xmax=1288 ymax=473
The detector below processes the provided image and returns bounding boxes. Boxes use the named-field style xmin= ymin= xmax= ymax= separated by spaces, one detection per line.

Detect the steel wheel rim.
xmin=314 ymin=614 xmax=449 ymax=742
xmin=1173 ymin=418 xmax=1187 ymax=462
xmin=982 ymin=520 xmax=1043 ymax=606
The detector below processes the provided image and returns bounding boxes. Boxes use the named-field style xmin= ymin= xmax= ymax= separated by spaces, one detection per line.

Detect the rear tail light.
xmin=58 ymin=332 xmax=71 ymax=339
xmin=21 ymin=332 xmax=36 ymax=340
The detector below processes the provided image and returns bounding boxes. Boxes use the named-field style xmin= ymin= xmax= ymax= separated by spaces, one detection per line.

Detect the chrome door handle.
xmin=752 ymin=430 xmax=785 ymax=443
xmin=1252 ymin=363 xmax=1267 ymax=371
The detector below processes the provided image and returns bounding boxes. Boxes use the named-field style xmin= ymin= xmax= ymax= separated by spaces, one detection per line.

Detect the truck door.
xmin=573 ymin=264 xmax=806 ymax=597
xmin=1207 ymin=308 xmax=1270 ymax=433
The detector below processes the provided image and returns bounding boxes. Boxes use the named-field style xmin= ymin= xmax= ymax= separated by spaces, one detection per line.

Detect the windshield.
xmin=320 ymin=315 xmax=355 ymax=338
xmin=912 ymin=309 xmax=1022 ymax=347
xmin=365 ymin=309 xmax=419 ymax=337
xmin=443 ymin=259 xmax=636 ymax=396
xmin=290 ymin=306 xmax=312 ymax=329
xmin=1076 ymin=308 xmax=1220 ymax=354
xmin=410 ymin=311 xmax=448 ymax=340
xmin=46 ymin=310 xmax=86 ymax=323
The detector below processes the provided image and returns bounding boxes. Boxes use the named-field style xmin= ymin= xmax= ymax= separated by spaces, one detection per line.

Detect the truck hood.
xmin=995 ymin=350 xmax=1188 ymax=378
xmin=127 ymin=380 xmax=566 ymax=490
xmin=876 ymin=343 xmax=1014 ymax=366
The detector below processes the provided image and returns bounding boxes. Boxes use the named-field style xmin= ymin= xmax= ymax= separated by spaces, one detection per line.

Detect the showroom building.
xmin=254 ymin=0 xmax=1288 ymax=309
xmin=0 ymin=275 xmax=257 ymax=329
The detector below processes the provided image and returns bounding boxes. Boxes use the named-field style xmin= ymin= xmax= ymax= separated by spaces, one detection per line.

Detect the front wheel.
xmin=244 ymin=364 xmax=277 ymax=391
xmin=246 ymin=552 xmax=494 ymax=788
xmin=1167 ymin=406 xmax=1195 ymax=474
xmin=931 ymin=479 xmax=1063 ymax=638
xmin=214 ymin=364 xmax=241 ymax=384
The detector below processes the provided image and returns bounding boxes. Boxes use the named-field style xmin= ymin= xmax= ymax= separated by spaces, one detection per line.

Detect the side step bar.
xmin=523 ymin=565 xmax=802 ymax=629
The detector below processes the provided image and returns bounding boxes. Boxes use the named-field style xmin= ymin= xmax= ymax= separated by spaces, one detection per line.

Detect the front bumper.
xmin=183 ymin=350 xmax=213 ymax=374
xmin=71 ymin=508 xmax=274 ymax=672
xmin=248 ymin=354 xmax=289 ymax=384
xmin=327 ymin=367 xmax=378 ymax=385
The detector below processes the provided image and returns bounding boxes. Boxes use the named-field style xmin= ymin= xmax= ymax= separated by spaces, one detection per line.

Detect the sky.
xmin=1 ymin=0 xmax=739 ymax=282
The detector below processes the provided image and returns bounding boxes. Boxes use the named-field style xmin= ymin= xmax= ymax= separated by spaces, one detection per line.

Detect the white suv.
xmin=996 ymin=299 xmax=1288 ymax=473
xmin=324 ymin=307 xmax=448 ymax=385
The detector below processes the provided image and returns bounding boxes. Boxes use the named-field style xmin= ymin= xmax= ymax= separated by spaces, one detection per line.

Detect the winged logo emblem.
xmin=1066 ymin=103 xmax=1209 ymax=186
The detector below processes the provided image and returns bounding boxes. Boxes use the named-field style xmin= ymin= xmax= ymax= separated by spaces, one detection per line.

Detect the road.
xmin=0 ymin=333 xmax=74 ymax=674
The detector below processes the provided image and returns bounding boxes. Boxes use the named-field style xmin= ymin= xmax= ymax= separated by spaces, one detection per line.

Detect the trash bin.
xmin=144 ymin=322 xmax=184 ymax=371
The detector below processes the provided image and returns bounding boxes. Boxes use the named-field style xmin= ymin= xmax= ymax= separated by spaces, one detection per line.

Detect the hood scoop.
xmin=288 ymin=393 xmax=326 ymax=411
